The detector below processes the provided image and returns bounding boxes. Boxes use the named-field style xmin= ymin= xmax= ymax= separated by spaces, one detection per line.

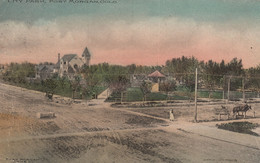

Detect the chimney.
xmin=58 ymin=53 xmax=60 ymax=63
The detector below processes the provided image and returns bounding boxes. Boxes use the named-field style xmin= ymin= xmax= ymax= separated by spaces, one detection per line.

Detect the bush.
xmin=216 ymin=122 xmax=259 ymax=136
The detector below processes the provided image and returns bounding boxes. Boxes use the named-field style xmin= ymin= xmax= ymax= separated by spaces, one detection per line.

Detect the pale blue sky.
xmin=1 ymin=0 xmax=260 ymax=23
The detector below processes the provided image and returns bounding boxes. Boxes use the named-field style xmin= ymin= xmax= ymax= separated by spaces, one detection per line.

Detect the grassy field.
xmin=107 ymin=87 xmax=191 ymax=102
xmin=107 ymin=86 xmax=260 ymax=102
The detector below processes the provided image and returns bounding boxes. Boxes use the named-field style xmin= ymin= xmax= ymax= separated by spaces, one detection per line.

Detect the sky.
xmin=0 ymin=0 xmax=260 ymax=68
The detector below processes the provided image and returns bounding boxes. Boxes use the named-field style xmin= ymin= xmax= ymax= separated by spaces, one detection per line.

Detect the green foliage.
xmin=160 ymin=80 xmax=176 ymax=93
xmin=202 ymin=60 xmax=224 ymax=90
xmin=146 ymin=92 xmax=167 ymax=101
xmin=140 ymin=80 xmax=152 ymax=101
xmin=42 ymin=78 xmax=57 ymax=94
xmin=165 ymin=56 xmax=199 ymax=88
xmin=3 ymin=56 xmax=260 ymax=101
xmin=198 ymin=90 xmax=223 ymax=99
xmin=109 ymin=87 xmax=169 ymax=102
xmin=125 ymin=87 xmax=144 ymax=102
xmin=217 ymin=122 xmax=259 ymax=136
xmin=247 ymin=65 xmax=260 ymax=93
xmin=165 ymin=56 xmax=199 ymax=75
xmin=53 ymin=77 xmax=73 ymax=97
xmin=2 ymin=62 xmax=35 ymax=83
xmin=109 ymin=75 xmax=129 ymax=93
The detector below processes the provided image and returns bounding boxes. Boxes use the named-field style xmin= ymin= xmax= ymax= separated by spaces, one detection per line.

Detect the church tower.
xmin=82 ymin=47 xmax=91 ymax=66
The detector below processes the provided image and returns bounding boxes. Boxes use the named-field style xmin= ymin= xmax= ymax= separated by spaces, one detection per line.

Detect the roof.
xmin=37 ymin=65 xmax=46 ymax=71
xmin=148 ymin=70 xmax=166 ymax=78
xmin=68 ymin=65 xmax=75 ymax=73
xmin=37 ymin=64 xmax=55 ymax=72
xmin=54 ymin=63 xmax=60 ymax=69
xmin=82 ymin=47 xmax=91 ymax=57
xmin=61 ymin=54 xmax=77 ymax=62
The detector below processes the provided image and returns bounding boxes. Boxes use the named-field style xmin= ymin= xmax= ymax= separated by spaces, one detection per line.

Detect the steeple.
xmin=82 ymin=47 xmax=91 ymax=66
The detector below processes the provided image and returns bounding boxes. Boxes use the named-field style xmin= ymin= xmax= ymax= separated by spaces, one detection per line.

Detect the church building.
xmin=36 ymin=47 xmax=91 ymax=79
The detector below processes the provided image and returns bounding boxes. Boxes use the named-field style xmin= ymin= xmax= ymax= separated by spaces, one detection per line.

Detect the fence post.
xmin=242 ymin=77 xmax=245 ymax=102
xmin=227 ymin=76 xmax=231 ymax=103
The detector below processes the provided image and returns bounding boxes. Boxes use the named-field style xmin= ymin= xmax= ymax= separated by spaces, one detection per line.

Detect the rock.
xmin=36 ymin=112 xmax=55 ymax=119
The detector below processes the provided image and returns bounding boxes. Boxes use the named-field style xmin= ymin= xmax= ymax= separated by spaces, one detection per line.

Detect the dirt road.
xmin=0 ymin=82 xmax=260 ymax=162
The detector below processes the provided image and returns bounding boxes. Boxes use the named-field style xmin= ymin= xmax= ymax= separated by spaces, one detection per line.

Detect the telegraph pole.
xmin=223 ymin=75 xmax=225 ymax=101
xmin=194 ymin=68 xmax=198 ymax=122
xmin=242 ymin=77 xmax=245 ymax=103
xmin=227 ymin=76 xmax=231 ymax=103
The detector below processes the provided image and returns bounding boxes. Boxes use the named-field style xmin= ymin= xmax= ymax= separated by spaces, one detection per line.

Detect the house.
xmin=35 ymin=64 xmax=55 ymax=80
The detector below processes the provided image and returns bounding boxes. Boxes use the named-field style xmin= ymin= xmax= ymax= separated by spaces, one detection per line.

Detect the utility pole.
xmin=242 ymin=77 xmax=245 ymax=103
xmin=227 ymin=76 xmax=231 ymax=103
xmin=194 ymin=68 xmax=198 ymax=122
xmin=223 ymin=75 xmax=225 ymax=101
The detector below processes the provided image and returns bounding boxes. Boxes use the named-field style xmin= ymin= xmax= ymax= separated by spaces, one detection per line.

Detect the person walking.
xmin=169 ymin=109 xmax=174 ymax=121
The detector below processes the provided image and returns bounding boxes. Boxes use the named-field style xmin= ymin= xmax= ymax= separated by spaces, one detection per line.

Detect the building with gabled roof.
xmin=148 ymin=70 xmax=166 ymax=83
xmin=148 ymin=70 xmax=165 ymax=77
xmin=36 ymin=47 xmax=91 ymax=79
xmin=55 ymin=47 xmax=91 ymax=77
xmin=58 ymin=54 xmax=84 ymax=77
xmin=36 ymin=64 xmax=55 ymax=80
xmin=131 ymin=70 xmax=167 ymax=92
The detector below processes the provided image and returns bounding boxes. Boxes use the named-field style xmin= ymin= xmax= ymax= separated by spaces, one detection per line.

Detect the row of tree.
xmin=1 ymin=56 xmax=260 ymax=100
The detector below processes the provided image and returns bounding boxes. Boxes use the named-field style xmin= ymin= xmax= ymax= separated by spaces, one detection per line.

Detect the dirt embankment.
xmin=1 ymin=82 xmax=260 ymax=162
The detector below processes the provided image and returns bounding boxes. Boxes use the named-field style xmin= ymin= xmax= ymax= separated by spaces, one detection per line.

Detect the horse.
xmin=233 ymin=104 xmax=252 ymax=119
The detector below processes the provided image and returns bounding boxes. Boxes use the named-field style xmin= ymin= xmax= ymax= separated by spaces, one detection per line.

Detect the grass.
xmin=198 ymin=90 xmax=223 ymax=99
xmin=126 ymin=87 xmax=143 ymax=102
xmin=126 ymin=88 xmax=170 ymax=102
xmin=216 ymin=122 xmax=259 ymax=136
xmin=107 ymin=87 xmax=191 ymax=102
xmin=146 ymin=92 xmax=167 ymax=101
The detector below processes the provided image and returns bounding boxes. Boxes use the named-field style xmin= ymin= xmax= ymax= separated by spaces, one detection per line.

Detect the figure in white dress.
xmin=169 ymin=109 xmax=174 ymax=121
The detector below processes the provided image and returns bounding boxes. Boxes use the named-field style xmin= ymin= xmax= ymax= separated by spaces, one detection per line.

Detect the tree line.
xmin=1 ymin=56 xmax=260 ymax=99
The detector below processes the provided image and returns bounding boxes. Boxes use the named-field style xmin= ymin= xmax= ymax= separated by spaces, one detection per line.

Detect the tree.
xmin=82 ymin=66 xmax=104 ymax=99
xmin=160 ymin=80 xmax=176 ymax=100
xmin=2 ymin=62 xmax=35 ymax=83
xmin=109 ymin=75 xmax=129 ymax=103
xmin=43 ymin=79 xmax=57 ymax=100
xmin=202 ymin=60 xmax=223 ymax=99
xmin=165 ymin=56 xmax=200 ymax=83
xmin=247 ymin=65 xmax=260 ymax=97
xmin=140 ymin=80 xmax=152 ymax=102
xmin=71 ymin=75 xmax=81 ymax=99
xmin=226 ymin=58 xmax=244 ymax=91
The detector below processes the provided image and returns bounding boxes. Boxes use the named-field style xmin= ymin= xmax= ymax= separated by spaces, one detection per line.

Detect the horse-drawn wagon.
xmin=214 ymin=105 xmax=230 ymax=120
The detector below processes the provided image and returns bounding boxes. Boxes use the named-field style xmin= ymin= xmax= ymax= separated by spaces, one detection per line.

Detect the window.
xmin=64 ymin=62 xmax=66 ymax=64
